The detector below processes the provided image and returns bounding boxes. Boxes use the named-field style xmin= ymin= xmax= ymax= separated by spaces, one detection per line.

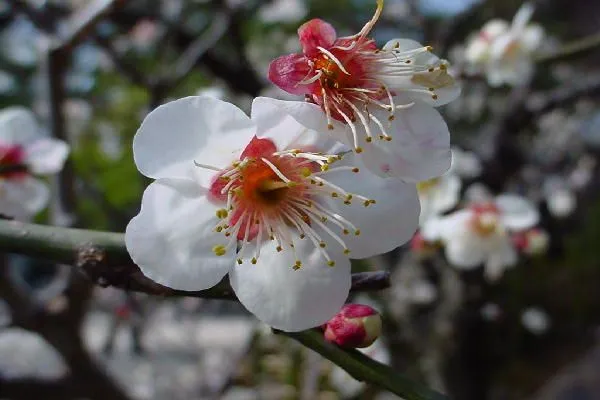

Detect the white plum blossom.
xmin=268 ymin=0 xmax=459 ymax=179
xmin=422 ymin=194 xmax=539 ymax=281
xmin=464 ymin=3 xmax=544 ymax=87
xmin=0 ymin=107 xmax=69 ymax=220
xmin=125 ymin=96 xmax=420 ymax=332
xmin=417 ymin=147 xmax=481 ymax=225
xmin=521 ymin=307 xmax=551 ymax=335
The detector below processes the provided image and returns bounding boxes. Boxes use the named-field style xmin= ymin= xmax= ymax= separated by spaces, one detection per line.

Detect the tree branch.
xmin=0 ymin=220 xmax=391 ymax=300
xmin=535 ymin=30 xmax=600 ymax=64
xmin=279 ymin=329 xmax=449 ymax=400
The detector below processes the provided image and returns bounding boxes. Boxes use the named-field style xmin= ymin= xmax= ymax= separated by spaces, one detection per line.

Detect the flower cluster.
xmin=0 ymin=107 xmax=69 ymax=220
xmin=125 ymin=0 xmax=459 ymax=331
xmin=464 ymin=3 xmax=544 ymax=87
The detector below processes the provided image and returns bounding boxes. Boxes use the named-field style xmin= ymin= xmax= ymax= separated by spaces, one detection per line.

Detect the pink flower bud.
xmin=324 ymin=304 xmax=382 ymax=348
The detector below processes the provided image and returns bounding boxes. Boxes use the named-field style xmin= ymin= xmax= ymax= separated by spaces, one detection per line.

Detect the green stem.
xmin=536 ymin=31 xmax=600 ymax=64
xmin=281 ymin=330 xmax=449 ymax=400
xmin=0 ymin=220 xmax=390 ymax=299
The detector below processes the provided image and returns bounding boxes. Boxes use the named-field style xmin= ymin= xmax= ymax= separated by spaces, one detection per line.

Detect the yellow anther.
xmin=299 ymin=233 xmax=306 ymax=239
xmin=215 ymin=226 xmax=223 ymax=232
xmin=405 ymin=59 xmax=412 ymax=64
xmin=355 ymin=147 xmax=363 ymax=153
xmin=343 ymin=229 xmax=350 ymax=235
xmin=225 ymin=232 xmax=231 ymax=237
xmin=310 ymin=179 xmax=317 ymax=185
xmin=425 ymin=45 xmax=433 ymax=51
xmin=276 ymin=246 xmax=283 ymax=252
xmin=318 ymin=181 xmax=324 ymax=186
xmin=345 ymin=194 xmax=353 ymax=200
xmin=385 ymin=136 xmax=392 ymax=142
xmin=321 ymin=216 xmax=328 ymax=222
xmin=388 ymin=115 xmax=395 ymax=121
xmin=216 ymin=208 xmax=228 ymax=219
xmin=428 ymin=67 xmax=435 ymax=72
xmin=327 ymin=124 xmax=334 ymax=130
xmin=352 ymin=167 xmax=359 ymax=173
xmin=439 ymin=63 xmax=448 ymax=70
xmin=366 ymin=137 xmax=373 ymax=143
xmin=269 ymin=235 xmax=275 ymax=240
xmin=432 ymin=94 xmax=439 ymax=100
xmin=301 ymin=167 xmax=312 ymax=177
xmin=220 ymin=176 xmax=231 ymax=182
xmin=237 ymin=258 xmax=243 ymax=265
xmin=327 ymin=156 xmax=337 ymax=163
xmin=331 ymin=192 xmax=339 ymax=198
xmin=327 ymin=260 xmax=336 ymax=267
xmin=355 ymin=229 xmax=361 ymax=236
xmin=251 ymin=257 xmax=257 ymax=264
xmin=321 ymin=164 xmax=329 ymax=172
xmin=319 ymin=241 xmax=326 ymax=248
xmin=212 ymin=245 xmax=227 ymax=256
xmin=287 ymin=181 xmax=298 ymax=188
xmin=428 ymin=87 xmax=435 ymax=92
xmin=393 ymin=42 xmax=400 ymax=48
xmin=343 ymin=249 xmax=351 ymax=255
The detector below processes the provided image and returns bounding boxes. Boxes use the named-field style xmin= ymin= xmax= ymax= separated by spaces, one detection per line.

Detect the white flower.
xmin=417 ymin=147 xmax=481 ymax=225
xmin=543 ymin=176 xmax=576 ymax=218
xmin=0 ymin=107 xmax=69 ymax=220
xmin=125 ymin=96 xmax=420 ymax=331
xmin=521 ymin=307 xmax=550 ymax=335
xmin=464 ymin=3 xmax=544 ymax=87
xmin=423 ymin=194 xmax=539 ymax=281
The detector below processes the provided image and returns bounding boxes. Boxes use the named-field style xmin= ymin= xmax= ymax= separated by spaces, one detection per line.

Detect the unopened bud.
xmin=324 ymin=304 xmax=382 ymax=348
xmin=512 ymin=228 xmax=549 ymax=256
xmin=410 ymin=232 xmax=439 ymax=258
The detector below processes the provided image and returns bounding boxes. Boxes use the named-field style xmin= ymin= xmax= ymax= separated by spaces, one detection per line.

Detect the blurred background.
xmin=0 ymin=0 xmax=599 ymax=399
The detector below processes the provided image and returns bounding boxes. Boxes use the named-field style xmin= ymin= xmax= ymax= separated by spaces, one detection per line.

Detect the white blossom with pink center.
xmin=0 ymin=107 xmax=69 ymax=220
xmin=422 ymin=194 xmax=539 ymax=281
xmin=464 ymin=3 xmax=544 ymax=87
xmin=125 ymin=96 xmax=420 ymax=331
xmin=268 ymin=0 xmax=459 ymax=180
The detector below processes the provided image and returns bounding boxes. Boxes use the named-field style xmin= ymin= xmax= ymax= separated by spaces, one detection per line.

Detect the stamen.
xmin=317 ymin=47 xmax=351 ymax=75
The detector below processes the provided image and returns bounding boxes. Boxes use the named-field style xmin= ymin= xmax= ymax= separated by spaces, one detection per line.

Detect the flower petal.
xmin=521 ymin=24 xmax=544 ymax=52
xmin=133 ymin=96 xmax=256 ymax=183
xmin=268 ymin=54 xmax=314 ymax=95
xmin=484 ymin=238 xmax=517 ymax=281
xmin=251 ymin=97 xmax=347 ymax=153
xmin=445 ymin=231 xmax=486 ymax=269
xmin=323 ymin=157 xmax=420 ymax=258
xmin=0 ymin=177 xmax=49 ymax=220
xmin=0 ymin=107 xmax=40 ymax=146
xmin=357 ymin=102 xmax=451 ymax=181
xmin=125 ymin=179 xmax=234 ymax=291
xmin=229 ymin=238 xmax=351 ymax=331
xmin=298 ymin=19 xmax=336 ymax=58
xmin=421 ymin=209 xmax=471 ymax=241
xmin=24 ymin=138 xmax=69 ymax=175
xmin=495 ymin=194 xmax=539 ymax=231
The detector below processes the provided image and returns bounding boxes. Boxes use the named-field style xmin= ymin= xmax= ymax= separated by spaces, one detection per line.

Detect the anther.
xmin=212 ymin=245 xmax=227 ymax=256
xmin=276 ymin=246 xmax=283 ymax=252
xmin=327 ymin=124 xmax=334 ymax=130
xmin=237 ymin=259 xmax=243 ymax=265
xmin=366 ymin=137 xmax=373 ymax=143
xmin=331 ymin=192 xmax=339 ymax=198
xmin=319 ymin=241 xmax=326 ymax=248
xmin=355 ymin=229 xmax=361 ymax=236
xmin=251 ymin=257 xmax=257 ymax=265
xmin=355 ymin=147 xmax=363 ymax=153
xmin=327 ymin=260 xmax=336 ymax=267
xmin=352 ymin=167 xmax=360 ymax=173
xmin=216 ymin=208 xmax=228 ymax=219
xmin=343 ymin=249 xmax=351 ymax=255
xmin=343 ymin=229 xmax=350 ymax=235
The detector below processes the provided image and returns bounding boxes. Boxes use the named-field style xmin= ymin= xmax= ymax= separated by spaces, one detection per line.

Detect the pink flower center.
xmin=0 ymin=144 xmax=27 ymax=180
xmin=200 ymin=137 xmax=374 ymax=268
xmin=469 ymin=203 xmax=501 ymax=237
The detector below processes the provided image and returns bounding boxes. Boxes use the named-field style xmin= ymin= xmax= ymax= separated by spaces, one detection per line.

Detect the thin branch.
xmin=279 ymin=329 xmax=449 ymax=400
xmin=535 ymin=31 xmax=600 ymax=64
xmin=0 ymin=220 xmax=391 ymax=300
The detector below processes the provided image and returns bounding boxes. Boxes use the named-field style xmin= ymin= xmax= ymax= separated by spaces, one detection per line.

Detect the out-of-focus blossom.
xmin=481 ymin=302 xmax=502 ymax=322
xmin=330 ymin=339 xmax=390 ymax=397
xmin=324 ymin=304 xmax=382 ymax=348
xmin=423 ymin=194 xmax=539 ymax=281
xmin=0 ymin=18 xmax=39 ymax=67
xmin=464 ymin=3 xmax=544 ymax=87
xmin=258 ymin=0 xmax=308 ymax=23
xmin=0 ymin=107 xmax=69 ymax=220
xmin=0 ymin=70 xmax=17 ymax=95
xmin=543 ymin=176 xmax=576 ymax=219
xmin=417 ymin=147 xmax=481 ymax=225
xmin=512 ymin=228 xmax=550 ymax=256
xmin=521 ymin=307 xmax=551 ymax=335
xmin=0 ymin=328 xmax=68 ymax=379
xmin=268 ymin=0 xmax=458 ymax=179
xmin=410 ymin=231 xmax=441 ymax=259
xmin=125 ymin=96 xmax=420 ymax=331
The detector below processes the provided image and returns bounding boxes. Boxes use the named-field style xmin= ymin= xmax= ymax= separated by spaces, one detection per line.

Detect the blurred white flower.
xmin=481 ymin=302 xmax=502 ymax=322
xmin=417 ymin=147 xmax=481 ymax=225
xmin=258 ymin=0 xmax=308 ymax=23
xmin=543 ymin=176 xmax=576 ymax=218
xmin=0 ymin=18 xmax=39 ymax=67
xmin=512 ymin=228 xmax=549 ymax=256
xmin=0 ymin=328 xmax=68 ymax=379
xmin=521 ymin=307 xmax=550 ymax=335
xmin=423 ymin=193 xmax=539 ymax=281
xmin=0 ymin=107 xmax=69 ymax=220
xmin=0 ymin=70 xmax=16 ymax=95
xmin=464 ymin=3 xmax=544 ymax=87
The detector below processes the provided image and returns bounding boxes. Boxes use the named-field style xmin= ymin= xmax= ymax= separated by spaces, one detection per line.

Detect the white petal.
xmin=511 ymin=2 xmax=534 ymax=32
xmin=133 ymin=96 xmax=256 ymax=182
xmin=495 ymin=194 xmax=539 ymax=231
xmin=481 ymin=20 xmax=510 ymax=39
xmin=125 ymin=179 xmax=234 ymax=291
xmin=323 ymin=157 xmax=420 ymax=258
xmin=484 ymin=238 xmax=517 ymax=281
xmin=449 ymin=147 xmax=481 ymax=177
xmin=421 ymin=209 xmax=471 ymax=241
xmin=0 ymin=107 xmax=40 ymax=146
xmin=251 ymin=97 xmax=346 ymax=154
xmin=358 ymin=102 xmax=451 ymax=181
xmin=428 ymin=174 xmax=461 ymax=215
xmin=445 ymin=231 xmax=487 ymax=269
xmin=24 ymin=138 xmax=69 ymax=175
xmin=521 ymin=25 xmax=544 ymax=52
xmin=0 ymin=177 xmax=49 ymax=220
xmin=229 ymin=238 xmax=351 ymax=331
xmin=250 ymin=97 xmax=348 ymax=149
